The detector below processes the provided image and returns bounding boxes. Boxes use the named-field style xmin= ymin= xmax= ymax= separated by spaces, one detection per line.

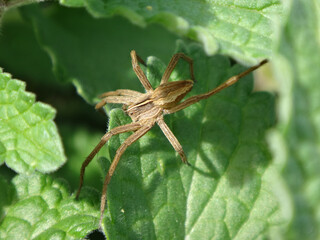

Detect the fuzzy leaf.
xmin=20 ymin=4 xmax=179 ymax=103
xmin=60 ymin=0 xmax=283 ymax=64
xmin=0 ymin=173 xmax=100 ymax=239
xmin=271 ymin=0 xmax=320 ymax=239
xmin=0 ymin=10 xmax=56 ymax=86
xmin=20 ymin=1 xmax=283 ymax=104
xmin=0 ymin=69 xmax=66 ymax=173
xmin=98 ymin=43 xmax=288 ymax=239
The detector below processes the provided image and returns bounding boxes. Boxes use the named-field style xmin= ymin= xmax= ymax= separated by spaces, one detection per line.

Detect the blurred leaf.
xmin=20 ymin=4 xmax=179 ymax=103
xmin=0 ymin=173 xmax=100 ymax=239
xmin=98 ymin=43 xmax=288 ymax=239
xmin=0 ymin=9 xmax=55 ymax=85
xmin=271 ymin=0 xmax=320 ymax=239
xmin=0 ymin=9 xmax=106 ymax=127
xmin=0 ymin=69 xmax=66 ymax=173
xmin=60 ymin=0 xmax=283 ymax=64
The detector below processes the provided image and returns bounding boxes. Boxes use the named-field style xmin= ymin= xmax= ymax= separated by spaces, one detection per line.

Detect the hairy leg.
xmin=95 ymin=96 xmax=137 ymax=110
xmin=96 ymin=89 xmax=143 ymax=110
xmin=157 ymin=116 xmax=189 ymax=165
xmin=164 ymin=60 xmax=268 ymax=114
xmin=131 ymin=50 xmax=153 ymax=92
xmin=76 ymin=122 xmax=141 ymax=199
xmin=98 ymin=124 xmax=152 ymax=227
xmin=161 ymin=53 xmax=194 ymax=84
xmin=99 ymin=89 xmax=142 ymax=98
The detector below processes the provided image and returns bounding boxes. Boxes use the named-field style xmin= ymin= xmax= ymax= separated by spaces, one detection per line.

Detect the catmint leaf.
xmin=99 ymin=43 xmax=288 ymax=239
xmin=60 ymin=0 xmax=283 ymax=64
xmin=20 ymin=4 xmax=179 ymax=103
xmin=19 ymin=1 xmax=283 ymax=104
xmin=271 ymin=0 xmax=320 ymax=239
xmin=0 ymin=10 xmax=56 ymax=85
xmin=0 ymin=69 xmax=66 ymax=173
xmin=0 ymin=173 xmax=100 ymax=239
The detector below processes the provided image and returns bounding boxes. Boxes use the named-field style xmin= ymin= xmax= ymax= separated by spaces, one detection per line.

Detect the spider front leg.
xmin=76 ymin=122 xmax=141 ymax=199
xmin=95 ymin=89 xmax=143 ymax=110
xmin=161 ymin=53 xmax=195 ymax=84
xmin=164 ymin=59 xmax=268 ymax=114
xmin=96 ymin=96 xmax=136 ymax=110
xmin=99 ymin=124 xmax=152 ymax=227
xmin=157 ymin=116 xmax=190 ymax=165
xmin=130 ymin=50 xmax=153 ymax=92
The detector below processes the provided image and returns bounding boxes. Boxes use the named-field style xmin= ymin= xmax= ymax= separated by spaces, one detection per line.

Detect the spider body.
xmin=76 ymin=50 xmax=268 ymax=228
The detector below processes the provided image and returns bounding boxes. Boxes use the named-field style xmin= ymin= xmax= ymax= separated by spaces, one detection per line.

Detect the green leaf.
xmin=0 ymin=173 xmax=100 ymax=239
xmin=0 ymin=9 xmax=56 ymax=86
xmin=20 ymin=4 xmax=179 ymax=103
xmin=60 ymin=0 xmax=283 ymax=64
xmin=98 ymin=43 xmax=288 ymax=239
xmin=0 ymin=69 xmax=66 ymax=173
xmin=271 ymin=0 xmax=320 ymax=239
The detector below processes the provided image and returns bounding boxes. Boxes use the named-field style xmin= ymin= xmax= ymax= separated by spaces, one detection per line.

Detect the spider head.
xmin=152 ymin=80 xmax=194 ymax=108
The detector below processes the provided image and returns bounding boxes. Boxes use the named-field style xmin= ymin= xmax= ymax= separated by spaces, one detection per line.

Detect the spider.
xmin=75 ymin=50 xmax=268 ymax=227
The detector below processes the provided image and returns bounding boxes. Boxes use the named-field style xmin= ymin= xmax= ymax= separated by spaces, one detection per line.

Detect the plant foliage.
xmin=0 ymin=0 xmax=319 ymax=239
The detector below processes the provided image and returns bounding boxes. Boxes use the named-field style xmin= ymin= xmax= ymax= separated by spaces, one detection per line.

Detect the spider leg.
xmin=99 ymin=124 xmax=152 ymax=227
xmin=96 ymin=89 xmax=143 ymax=110
xmin=99 ymin=89 xmax=142 ymax=98
xmin=161 ymin=53 xmax=194 ymax=85
xmin=157 ymin=116 xmax=190 ymax=165
xmin=75 ymin=122 xmax=142 ymax=199
xmin=164 ymin=59 xmax=268 ymax=114
xmin=95 ymin=96 xmax=137 ymax=110
xmin=131 ymin=50 xmax=153 ymax=92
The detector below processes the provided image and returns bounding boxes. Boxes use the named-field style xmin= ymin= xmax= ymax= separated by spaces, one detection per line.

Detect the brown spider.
xmin=75 ymin=50 xmax=268 ymax=227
